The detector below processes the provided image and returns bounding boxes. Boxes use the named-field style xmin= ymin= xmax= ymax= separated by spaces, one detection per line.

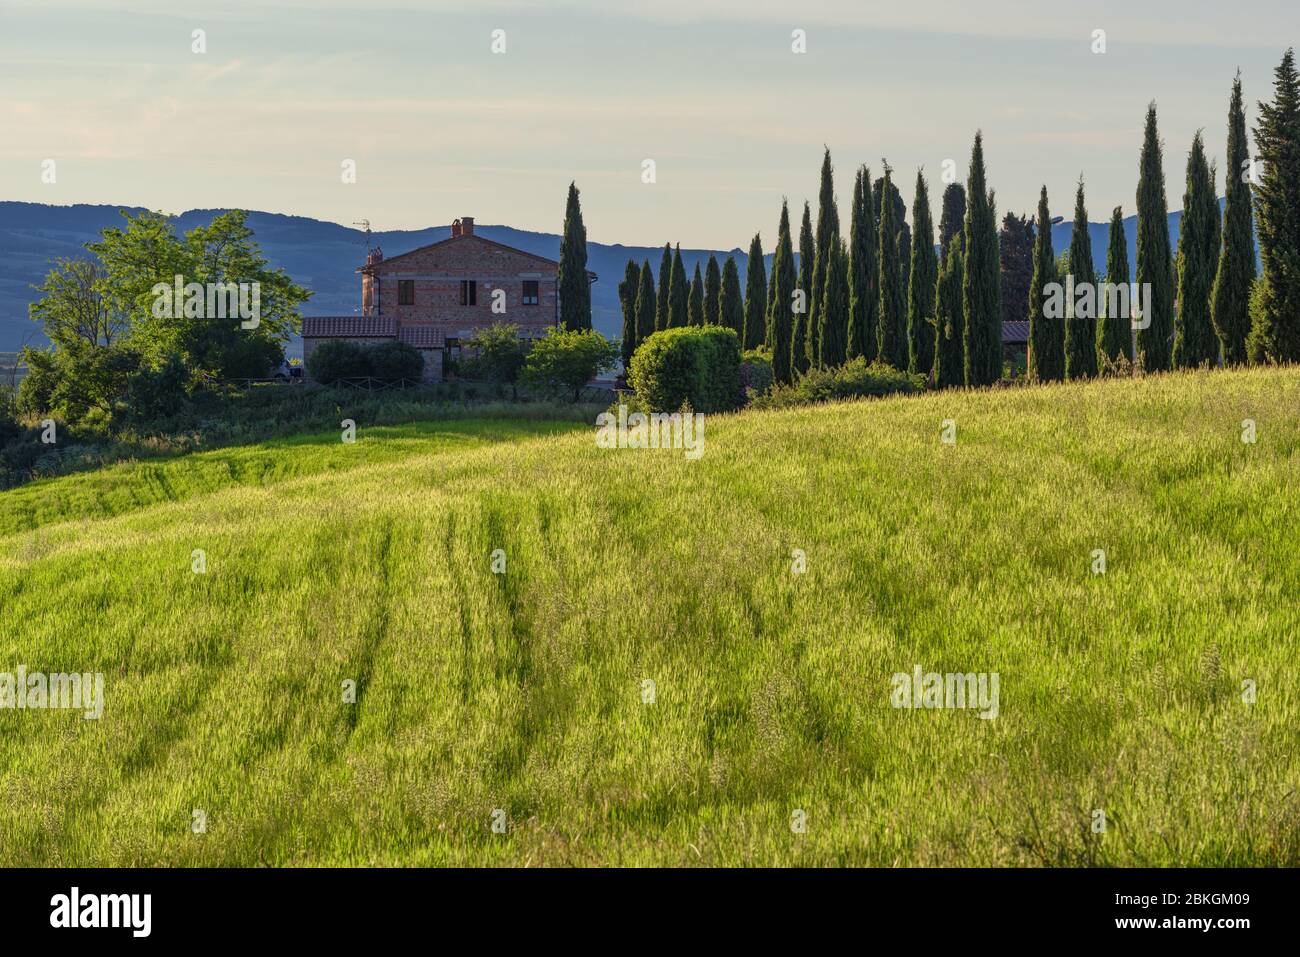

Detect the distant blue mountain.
xmin=0 ymin=200 xmax=1223 ymax=354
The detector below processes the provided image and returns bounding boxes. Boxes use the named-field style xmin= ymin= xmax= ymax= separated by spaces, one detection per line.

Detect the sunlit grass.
xmin=1 ymin=368 xmax=1297 ymax=866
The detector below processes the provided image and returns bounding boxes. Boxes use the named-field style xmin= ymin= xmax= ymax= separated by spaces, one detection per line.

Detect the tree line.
xmin=607 ymin=50 xmax=1300 ymax=388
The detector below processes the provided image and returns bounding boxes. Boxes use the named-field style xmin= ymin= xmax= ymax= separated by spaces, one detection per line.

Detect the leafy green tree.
xmin=793 ymin=201 xmax=815 ymax=374
xmin=557 ymin=181 xmax=591 ymax=330
xmin=935 ymin=237 xmax=966 ymax=389
xmin=876 ymin=166 xmax=907 ymax=369
xmin=907 ymin=170 xmax=938 ymax=377
xmin=1212 ymin=71 xmax=1256 ymax=365
xmin=998 ymin=212 xmax=1034 ymax=327
xmin=688 ymin=262 xmax=705 ymax=326
xmin=962 ymin=132 xmax=1002 ymax=386
xmin=848 ymin=166 xmax=878 ymax=361
xmin=26 ymin=259 xmax=127 ymax=351
xmin=1028 ymin=186 xmax=1063 ymax=381
xmin=1173 ymin=133 xmax=1222 ymax=368
xmin=768 ymin=201 xmax=797 ymax=384
xmin=743 ymin=234 xmax=767 ymax=350
xmin=668 ymin=245 xmax=689 ymax=328
xmin=1066 ymin=178 xmax=1099 ymax=378
xmin=720 ymin=256 xmax=744 ymax=336
xmin=1135 ymin=103 xmax=1175 ymax=370
xmin=1098 ymin=207 xmax=1133 ymax=367
xmin=618 ymin=258 xmax=640 ymax=369
xmin=704 ymin=255 xmax=721 ymax=326
xmin=520 ymin=327 xmax=618 ymax=401
xmin=656 ymin=243 xmax=672 ymax=331
xmin=818 ymin=240 xmax=850 ymax=366
xmin=634 ymin=261 xmax=656 ymax=350
xmin=1249 ymin=48 xmax=1300 ymax=363
xmin=462 ymin=322 xmax=527 ymax=392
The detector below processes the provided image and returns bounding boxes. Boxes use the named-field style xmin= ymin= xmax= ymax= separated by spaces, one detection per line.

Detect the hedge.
xmin=627 ymin=325 xmax=743 ymax=413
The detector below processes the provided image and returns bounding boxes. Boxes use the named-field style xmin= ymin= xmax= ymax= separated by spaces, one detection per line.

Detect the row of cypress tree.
xmin=615 ymin=48 xmax=1300 ymax=383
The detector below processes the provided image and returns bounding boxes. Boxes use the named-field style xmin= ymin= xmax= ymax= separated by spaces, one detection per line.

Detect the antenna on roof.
xmin=353 ymin=219 xmax=372 ymax=254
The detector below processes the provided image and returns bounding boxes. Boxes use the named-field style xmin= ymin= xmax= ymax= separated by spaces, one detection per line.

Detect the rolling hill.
xmin=1 ymin=367 xmax=1296 ymax=865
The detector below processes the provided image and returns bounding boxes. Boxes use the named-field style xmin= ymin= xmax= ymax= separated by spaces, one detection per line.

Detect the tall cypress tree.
xmin=769 ymin=200 xmax=797 ymax=384
xmin=811 ymin=148 xmax=840 ymax=366
xmin=655 ymin=243 xmax=672 ymax=331
xmin=1249 ymin=48 xmax=1300 ymax=363
xmin=1028 ymin=186 xmax=1063 ymax=381
xmin=938 ymin=183 xmax=967 ymax=265
xmin=907 ymin=170 xmax=938 ymax=377
xmin=793 ymin=201 xmax=815 ymax=374
xmin=704 ymin=255 xmax=721 ymax=326
xmin=668 ymin=244 xmax=689 ymax=328
xmin=720 ymin=256 xmax=744 ymax=337
xmin=1098 ymin=207 xmax=1132 ymax=367
xmin=688 ymin=262 xmax=704 ymax=326
xmin=634 ymin=260 xmax=656 ymax=352
xmin=1173 ymin=132 xmax=1222 ymax=368
xmin=877 ymin=166 xmax=908 ymax=369
xmin=962 ymin=132 xmax=1002 ymax=385
xmin=998 ymin=212 xmax=1035 ymax=326
xmin=743 ymin=233 xmax=767 ymax=350
xmin=558 ymin=182 xmax=591 ymax=330
xmin=1066 ymin=178 xmax=1099 ymax=379
xmin=875 ymin=175 xmax=911 ymax=314
xmin=816 ymin=241 xmax=849 ymax=366
xmin=1212 ymin=71 xmax=1257 ymax=365
xmin=935 ymin=236 xmax=966 ymax=389
xmin=1135 ymin=103 xmax=1175 ymax=370
xmin=848 ymin=165 xmax=879 ymax=361
xmin=618 ymin=258 xmax=640 ymax=369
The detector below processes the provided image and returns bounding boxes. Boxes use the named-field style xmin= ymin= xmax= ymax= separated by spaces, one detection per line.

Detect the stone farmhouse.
xmin=301 ymin=217 xmax=596 ymax=381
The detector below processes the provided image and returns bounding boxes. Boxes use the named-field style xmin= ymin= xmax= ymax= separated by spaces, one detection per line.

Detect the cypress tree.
xmin=811 ymin=148 xmax=840 ymax=366
xmin=938 ymin=183 xmax=967 ymax=265
xmin=1066 ymin=178 xmax=1099 ymax=378
xmin=1249 ymin=48 xmax=1300 ymax=363
xmin=877 ymin=165 xmax=908 ymax=369
xmin=618 ymin=258 xmax=640 ymax=369
xmin=655 ymin=243 xmax=672 ymax=331
xmin=1211 ymin=71 xmax=1257 ymax=365
xmin=688 ymin=262 xmax=704 ymax=326
xmin=962 ymin=132 xmax=1002 ymax=385
xmin=1028 ymin=186 xmax=1063 ymax=381
xmin=793 ymin=201 xmax=815 ymax=374
xmin=558 ymin=181 xmax=591 ymax=330
xmin=818 ymin=241 xmax=850 ymax=366
xmin=769 ymin=200 xmax=797 ymax=384
xmin=1173 ymin=132 xmax=1222 ymax=368
xmin=875 ymin=175 xmax=911 ymax=313
xmin=668 ymin=244 xmax=689 ymax=328
xmin=907 ymin=170 xmax=938 ymax=377
xmin=848 ymin=165 xmax=879 ymax=361
xmin=720 ymin=257 xmax=744 ymax=336
xmin=704 ymin=254 xmax=721 ymax=326
xmin=935 ymin=236 xmax=966 ymax=389
xmin=743 ymin=233 xmax=767 ymax=350
xmin=1135 ymin=103 xmax=1175 ymax=370
xmin=1097 ymin=207 xmax=1132 ymax=367
xmin=634 ymin=260 xmax=656 ymax=351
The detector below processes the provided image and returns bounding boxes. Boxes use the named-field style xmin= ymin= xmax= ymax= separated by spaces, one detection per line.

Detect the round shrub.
xmin=628 ymin=326 xmax=743 ymax=413
xmin=367 ymin=341 xmax=424 ymax=383
xmin=741 ymin=349 xmax=774 ymax=399
xmin=306 ymin=339 xmax=368 ymax=384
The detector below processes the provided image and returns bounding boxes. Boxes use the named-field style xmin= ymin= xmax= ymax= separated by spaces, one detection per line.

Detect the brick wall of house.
xmin=370 ymin=234 xmax=558 ymax=335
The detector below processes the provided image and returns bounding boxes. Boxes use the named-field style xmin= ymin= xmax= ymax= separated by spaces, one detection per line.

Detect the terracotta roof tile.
xmin=398 ymin=325 xmax=446 ymax=349
xmin=301 ymin=316 xmax=396 ymax=338
xmin=1002 ymin=320 xmax=1030 ymax=344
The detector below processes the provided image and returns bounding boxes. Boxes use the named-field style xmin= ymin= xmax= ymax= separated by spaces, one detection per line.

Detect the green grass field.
xmin=1 ymin=367 xmax=1297 ymax=866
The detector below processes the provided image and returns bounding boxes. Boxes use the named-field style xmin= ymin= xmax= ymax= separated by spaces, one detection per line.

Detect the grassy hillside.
xmin=1 ymin=368 xmax=1297 ymax=866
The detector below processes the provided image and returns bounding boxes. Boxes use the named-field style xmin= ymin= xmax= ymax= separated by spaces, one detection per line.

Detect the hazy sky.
xmin=2 ymin=0 xmax=1297 ymax=250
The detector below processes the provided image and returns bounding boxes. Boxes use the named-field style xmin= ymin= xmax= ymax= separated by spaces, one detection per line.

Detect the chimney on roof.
xmin=451 ymin=217 xmax=475 ymax=237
